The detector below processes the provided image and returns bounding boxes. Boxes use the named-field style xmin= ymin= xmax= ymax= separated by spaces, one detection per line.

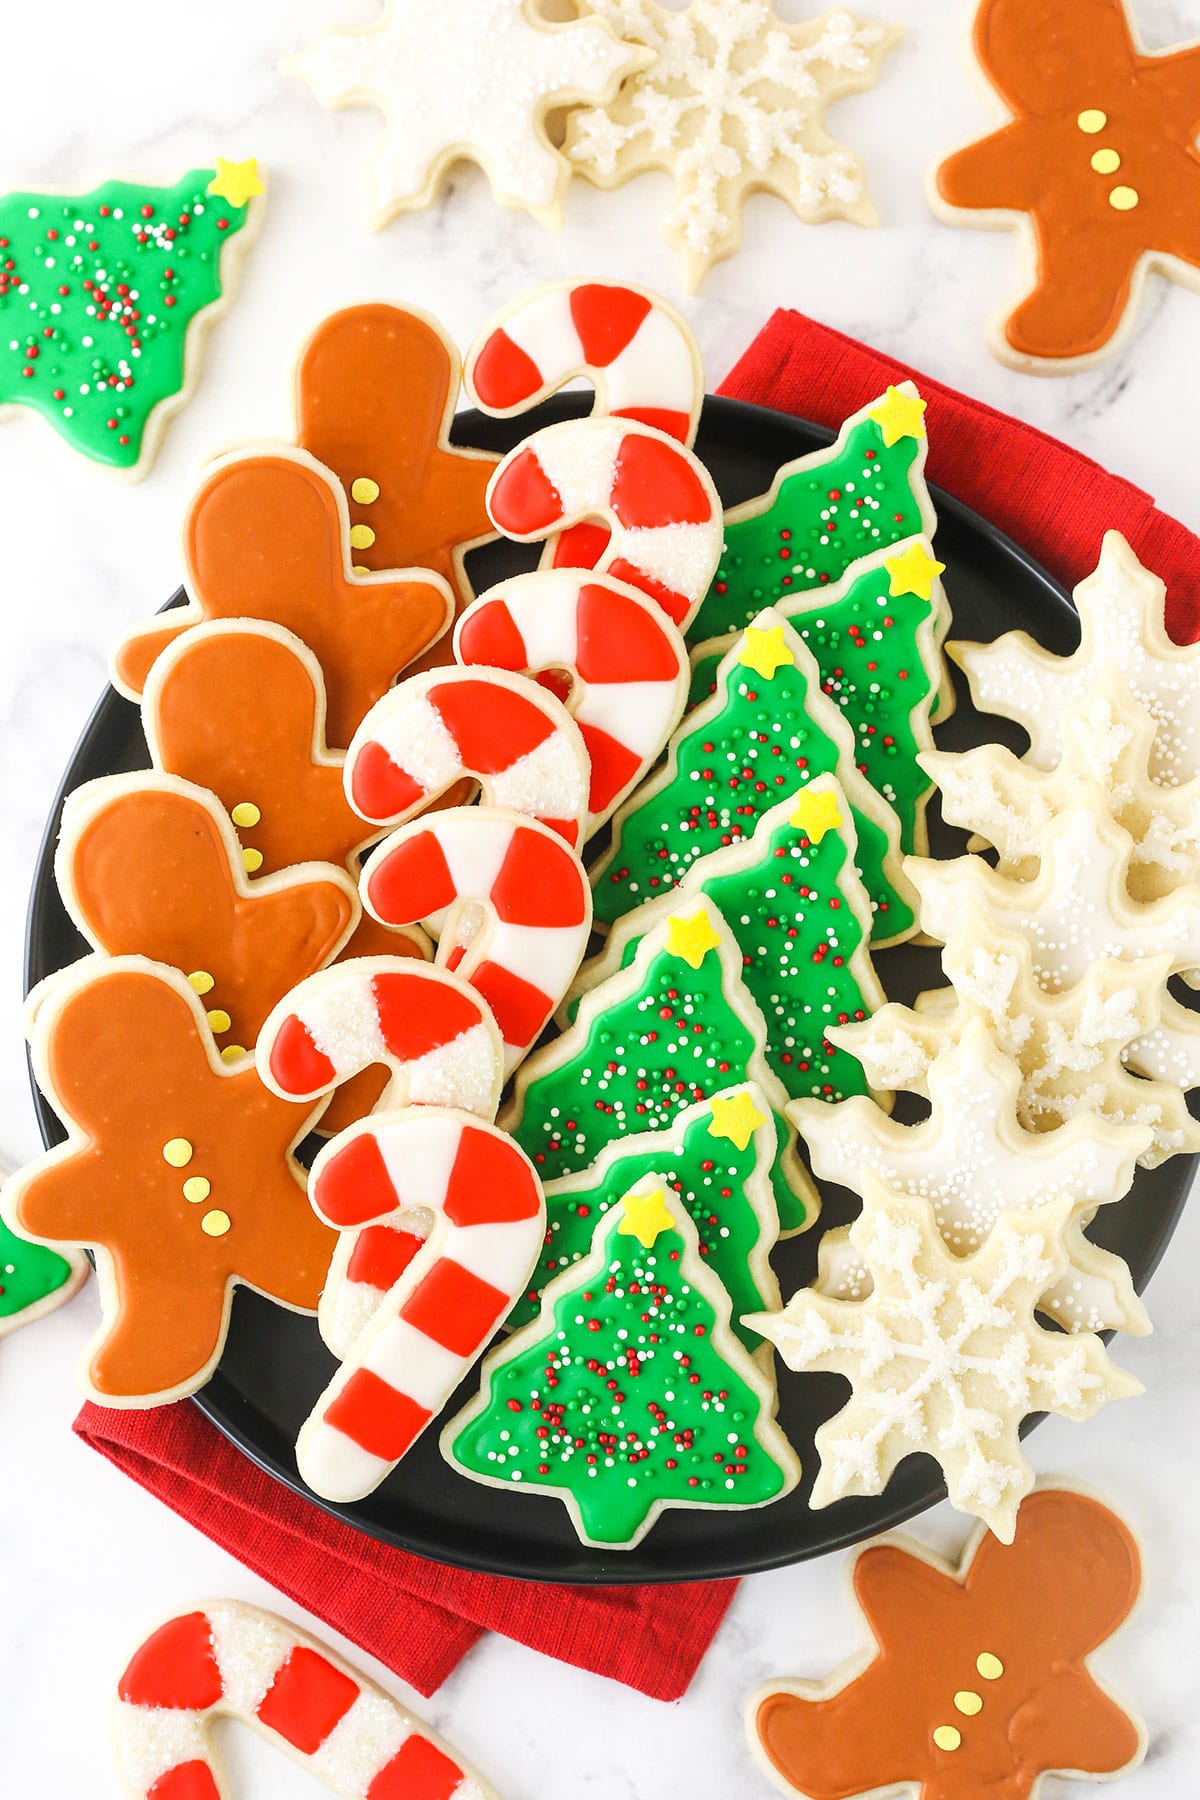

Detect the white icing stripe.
xmin=366 ymin=691 xmax=463 ymax=793
xmin=403 ymin=1024 xmax=502 ymax=1114
xmin=366 ymin=1315 xmax=472 ymax=1408
xmin=493 ymin=920 xmax=585 ymax=994
xmin=439 ymin=814 xmax=513 ymax=901
xmin=300 ymin=1423 xmax=390 ymax=1504
xmin=302 ymin=980 xmax=389 ymax=1073
xmin=500 ymin=288 xmax=583 ymax=380
xmin=376 ymin=1112 xmax=460 ymax=1210
xmin=112 ymin=1702 xmax=209 ymax=1793
xmin=309 ymin=1691 xmax=411 ymax=1794
xmin=583 ymin=679 xmax=680 ymax=757
xmin=491 ymin=735 xmax=588 ymax=819
xmin=532 ymin=417 xmax=622 ymax=517
xmin=208 ymin=1602 xmax=291 ymax=1716
xmin=608 ymin=305 xmax=697 ymax=416
xmin=622 ymin=520 xmax=721 ymax=602
xmin=449 ymin=1217 xmax=543 ymax=1292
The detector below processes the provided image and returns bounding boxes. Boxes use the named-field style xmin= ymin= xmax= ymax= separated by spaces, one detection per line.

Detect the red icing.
xmin=268 ymin=1013 xmax=336 ymax=1098
xmin=470 ymin=326 xmax=543 ymax=408
xmin=326 ymin=1369 xmax=432 ymax=1459
xmin=430 ymin=677 xmax=553 ymax=772
xmin=119 ymin=1612 xmax=222 ymax=1711
xmin=149 ymin=1764 xmax=221 ymax=1800
xmin=569 ymin=283 xmax=652 ymax=367
xmin=552 ymin=520 xmax=612 ymax=569
xmin=608 ymin=558 xmax=689 ymax=625
xmin=346 ymin=1223 xmax=424 ymax=1290
xmin=401 ymin=1257 xmax=510 ymax=1354
xmin=350 ymin=739 xmax=426 ymax=821
xmin=611 ymin=432 xmax=710 ymax=528
xmin=576 ymin=582 xmax=680 ymax=682
xmin=446 ymin=1123 xmax=542 ymax=1226
xmin=370 ymin=968 xmax=483 ymax=1061
xmin=367 ymin=830 xmax=457 ymax=925
xmin=615 ymin=404 xmax=692 ymax=443
xmin=367 ymin=1734 xmax=465 ymax=1800
xmin=470 ymin=959 xmax=553 ymax=1051
xmin=488 ymin=446 xmax=562 ymax=534
xmin=455 ymin=598 xmax=526 ymax=671
xmin=539 ymin=815 xmax=581 ymax=847
xmin=314 ymin=1130 xmax=398 ymax=1228
xmin=491 ymin=826 xmax=588 ymax=928
xmin=255 ymin=1646 xmax=358 ymax=1754
xmin=577 ymin=720 xmax=644 ymax=813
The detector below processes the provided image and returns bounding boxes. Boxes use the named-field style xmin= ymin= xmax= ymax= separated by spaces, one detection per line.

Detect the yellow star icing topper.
xmin=737 ymin=623 xmax=795 ymax=681
xmin=665 ymin=908 xmax=723 ymax=970
xmin=207 ymin=158 xmax=265 ymax=208
xmin=617 ymin=1185 xmax=676 ymax=1248
xmin=789 ymin=787 xmax=844 ymax=844
xmin=885 ymin=541 xmax=946 ymax=602
xmin=869 ymin=385 xmax=927 ymax=448
xmin=707 ymin=1090 xmax=767 ymax=1152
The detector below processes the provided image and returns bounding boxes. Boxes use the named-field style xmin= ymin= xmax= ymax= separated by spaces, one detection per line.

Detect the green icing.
xmin=690 ymin=412 xmax=926 ymax=643
xmin=0 ymin=1216 xmax=76 ymax=1324
xmin=691 ymin=563 xmax=935 ymax=857
xmin=449 ymin=1208 xmax=788 ymax=1548
xmin=0 ymin=170 xmax=253 ymax=469
xmin=508 ymin=1093 xmax=779 ymax=1343
xmin=594 ymin=635 xmax=912 ymax=938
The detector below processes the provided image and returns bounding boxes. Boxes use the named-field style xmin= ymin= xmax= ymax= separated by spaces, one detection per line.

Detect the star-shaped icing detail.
xmin=291 ymin=0 xmax=645 ymax=229
xmin=738 ymin=622 xmax=796 ymax=680
xmin=788 ymin=786 xmax=844 ymax=844
xmin=952 ymin=533 xmax=1200 ymax=784
xmin=664 ymin=906 xmax=723 ymax=969
xmin=884 ymin=540 xmax=945 ymax=601
xmin=868 ymin=384 xmax=927 ymax=447
xmin=207 ymin=157 xmax=265 ymax=207
xmin=616 ymin=1182 xmax=677 ymax=1248
xmin=748 ymin=1180 xmax=1141 ymax=1540
xmin=708 ymin=1088 xmax=768 ymax=1152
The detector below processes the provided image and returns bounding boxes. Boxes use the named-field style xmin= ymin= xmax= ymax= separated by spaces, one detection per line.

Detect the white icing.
xmin=302 ymin=976 xmax=390 ymax=1075
xmin=112 ymin=1701 xmax=207 ymax=1793
xmin=493 ymin=920 xmax=589 ymax=996
xmin=607 ymin=302 xmax=699 ymax=418
xmin=208 ymin=1602 xmax=291 ymax=1716
xmin=374 ymin=1110 xmax=461 ymax=1209
xmin=531 ymin=416 xmax=623 ymax=519
xmin=490 ymin=733 xmax=588 ymax=824
xmin=309 ymin=1694 xmax=411 ymax=1795
xmin=436 ymin=812 xmax=514 ymax=904
xmin=367 ymin=1315 xmax=472 ymax=1410
xmin=353 ymin=691 xmax=462 ymax=806
xmin=621 ymin=520 xmax=722 ymax=603
xmin=299 ymin=1423 xmax=392 ymax=1504
xmin=402 ymin=1022 xmax=501 ymax=1113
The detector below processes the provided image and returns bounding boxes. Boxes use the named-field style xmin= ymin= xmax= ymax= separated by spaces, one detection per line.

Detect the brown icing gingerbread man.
xmin=111 ymin=447 xmax=453 ymax=745
xmin=749 ymin=1483 xmax=1145 ymax=1800
xmin=5 ymin=959 xmax=335 ymax=1405
xmin=295 ymin=301 xmax=499 ymax=670
xmin=55 ymin=773 xmax=358 ymax=1056
xmin=933 ymin=0 xmax=1200 ymax=369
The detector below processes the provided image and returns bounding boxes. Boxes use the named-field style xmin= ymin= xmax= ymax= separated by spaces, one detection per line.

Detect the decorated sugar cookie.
xmin=316 ymin=913 xmax=432 ymax=1139
xmin=931 ymin=0 xmax=1200 ymax=371
xmin=290 ymin=0 xmax=646 ymax=229
xmin=114 ymin=1601 xmax=501 ymax=1799
xmin=445 ymin=1178 xmax=799 ymax=1549
xmin=295 ymin=301 xmax=499 ymax=642
xmin=504 ymin=900 xmax=816 ymax=1261
xmin=796 ymin=1019 xmax=1151 ymax=1336
xmin=55 ymin=773 xmax=358 ymax=1056
xmin=590 ymin=610 xmax=914 ymax=942
xmin=748 ymin=1179 xmax=1141 ymax=1541
xmin=0 ymin=1178 xmax=86 ymax=1341
xmin=4 ymin=958 xmax=333 ymax=1405
xmin=112 ymin=448 xmax=453 ymax=745
xmin=454 ymin=568 xmax=689 ymax=834
xmin=298 ymin=1109 xmax=544 ymax=1502
xmin=566 ymin=2 xmax=901 ymax=290
xmin=573 ymin=778 xmax=886 ymax=1109
xmin=0 ymin=162 xmax=264 ymax=477
xmin=142 ymin=622 xmax=381 ymax=877
xmin=749 ymin=1482 xmax=1146 ymax=1800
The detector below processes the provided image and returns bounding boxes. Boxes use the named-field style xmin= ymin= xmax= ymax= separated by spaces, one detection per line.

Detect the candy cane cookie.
xmin=113 ymin=1600 xmax=500 ymax=1799
xmin=454 ymin=569 xmax=689 ymax=834
xmin=297 ymin=1110 xmax=544 ymax=1501
xmin=363 ymin=806 xmax=591 ymax=1077
xmin=256 ymin=958 xmax=505 ymax=1124
xmin=343 ymin=667 xmax=590 ymax=844
xmin=485 ymin=417 xmax=723 ymax=630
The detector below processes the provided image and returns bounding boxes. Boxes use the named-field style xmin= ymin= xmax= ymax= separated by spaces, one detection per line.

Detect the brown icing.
xmin=317 ymin=912 xmax=432 ymax=1138
xmin=61 ymin=780 xmax=356 ymax=1051
xmin=754 ymin=1486 xmax=1143 ymax=1800
xmin=936 ymin=0 xmax=1200 ymax=361
xmin=112 ymin=450 xmax=452 ymax=744
xmin=14 ymin=964 xmax=334 ymax=1402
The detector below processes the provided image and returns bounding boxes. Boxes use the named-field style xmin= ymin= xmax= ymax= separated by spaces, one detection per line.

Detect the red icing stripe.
xmin=430 ymin=677 xmax=553 ymax=774
xmin=367 ymin=829 xmax=458 ymax=926
xmin=470 ymin=959 xmax=554 ymax=1052
xmin=576 ymin=583 xmax=680 ymax=683
xmin=347 ymin=1224 xmax=424 ymax=1291
xmin=539 ymin=815 xmax=582 ymax=847
xmin=488 ymin=447 xmax=562 ymax=535
xmin=368 ymin=1733 xmax=465 ymax=1800
xmin=491 ymin=826 xmax=588 ymax=928
xmin=371 ymin=969 xmax=483 ymax=1061
xmin=401 ymin=1258 xmax=511 ymax=1355
xmin=325 ymin=1370 xmax=432 ymax=1460
xmin=577 ymin=720 xmax=644 ymax=813
xmin=256 ymin=1646 xmax=359 ymax=1754
xmin=445 ymin=1126 xmax=542 ymax=1226
xmin=149 ymin=1763 xmax=221 ymax=1800
xmin=268 ymin=1012 xmax=337 ymax=1097
xmin=569 ymin=283 xmax=651 ymax=367
xmin=470 ymin=327 xmax=542 ymax=409
xmin=313 ymin=1129 xmax=399 ymax=1228
xmin=351 ymin=740 xmax=426 ymax=822
xmin=552 ymin=519 xmax=611 ymax=569
xmin=614 ymin=404 xmax=692 ymax=443
xmin=611 ymin=433 xmax=711 ymax=528
xmin=119 ymin=1613 xmax=222 ymax=1710
xmin=455 ymin=597 xmax=525 ymax=671
xmin=608 ymin=558 xmax=689 ymax=625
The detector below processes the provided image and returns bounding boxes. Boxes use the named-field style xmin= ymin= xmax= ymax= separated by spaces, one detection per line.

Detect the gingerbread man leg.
xmin=1003 ymin=225 xmax=1143 ymax=362
xmin=85 ymin=1263 xmax=235 ymax=1404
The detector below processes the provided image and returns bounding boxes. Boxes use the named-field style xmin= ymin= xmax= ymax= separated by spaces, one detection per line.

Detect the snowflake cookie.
xmin=290 ymin=0 xmax=648 ymax=229
xmin=566 ymin=1 xmax=902 ymax=289
xmin=748 ymin=1180 xmax=1141 ymax=1541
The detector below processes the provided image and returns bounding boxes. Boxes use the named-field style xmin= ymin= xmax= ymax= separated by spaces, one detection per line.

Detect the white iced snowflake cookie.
xmin=747 ymin=1178 xmax=1142 ymax=1543
xmin=951 ymin=532 xmax=1200 ymax=784
xmin=795 ymin=1019 xmax=1151 ymax=1336
xmin=289 ymin=0 xmax=649 ymax=229
xmin=565 ymin=0 xmax=902 ymax=290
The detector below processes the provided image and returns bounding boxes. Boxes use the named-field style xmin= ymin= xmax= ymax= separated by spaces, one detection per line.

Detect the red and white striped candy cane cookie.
xmin=113 ymin=1599 xmax=500 ymax=1799
xmin=362 ymin=805 xmax=592 ymax=1076
xmin=298 ymin=1109 xmax=545 ymax=1502
xmin=343 ymin=667 xmax=590 ymax=846
xmin=485 ymin=418 xmax=722 ymax=631
xmin=256 ymin=957 xmax=505 ymax=1124
xmin=454 ymin=569 xmax=688 ymax=834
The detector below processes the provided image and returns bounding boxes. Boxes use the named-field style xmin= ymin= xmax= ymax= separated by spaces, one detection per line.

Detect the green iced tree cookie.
xmin=444 ymin=1179 xmax=798 ymax=1549
xmin=0 ymin=1212 xmax=85 ymax=1338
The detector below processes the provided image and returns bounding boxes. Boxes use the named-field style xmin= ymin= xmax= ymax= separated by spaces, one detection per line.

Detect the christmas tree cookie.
xmin=0 ymin=1198 xmax=86 ymax=1340
xmin=503 ymin=902 xmax=815 ymax=1253
xmin=689 ymin=383 xmax=936 ymax=644
xmin=0 ymin=161 xmax=264 ymax=477
xmin=444 ymin=1178 xmax=799 ymax=1549
xmin=590 ymin=610 xmax=915 ymax=943
xmin=690 ymin=540 xmax=948 ymax=857
xmin=572 ymin=777 xmax=886 ymax=1111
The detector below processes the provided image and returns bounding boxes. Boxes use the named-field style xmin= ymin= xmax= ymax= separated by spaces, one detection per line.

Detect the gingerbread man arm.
xmin=935 ymin=123 xmax=1043 ymax=215
xmin=1009 ymin=1664 xmax=1145 ymax=1783
xmin=232 ymin=1170 xmax=337 ymax=1316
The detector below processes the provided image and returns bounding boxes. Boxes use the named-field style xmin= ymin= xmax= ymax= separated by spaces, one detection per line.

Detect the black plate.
xmin=26 ymin=394 xmax=1194 ymax=1584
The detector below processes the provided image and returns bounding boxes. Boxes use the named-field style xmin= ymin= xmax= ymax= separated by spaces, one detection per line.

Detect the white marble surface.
xmin=2 ymin=0 xmax=1199 ymax=1793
